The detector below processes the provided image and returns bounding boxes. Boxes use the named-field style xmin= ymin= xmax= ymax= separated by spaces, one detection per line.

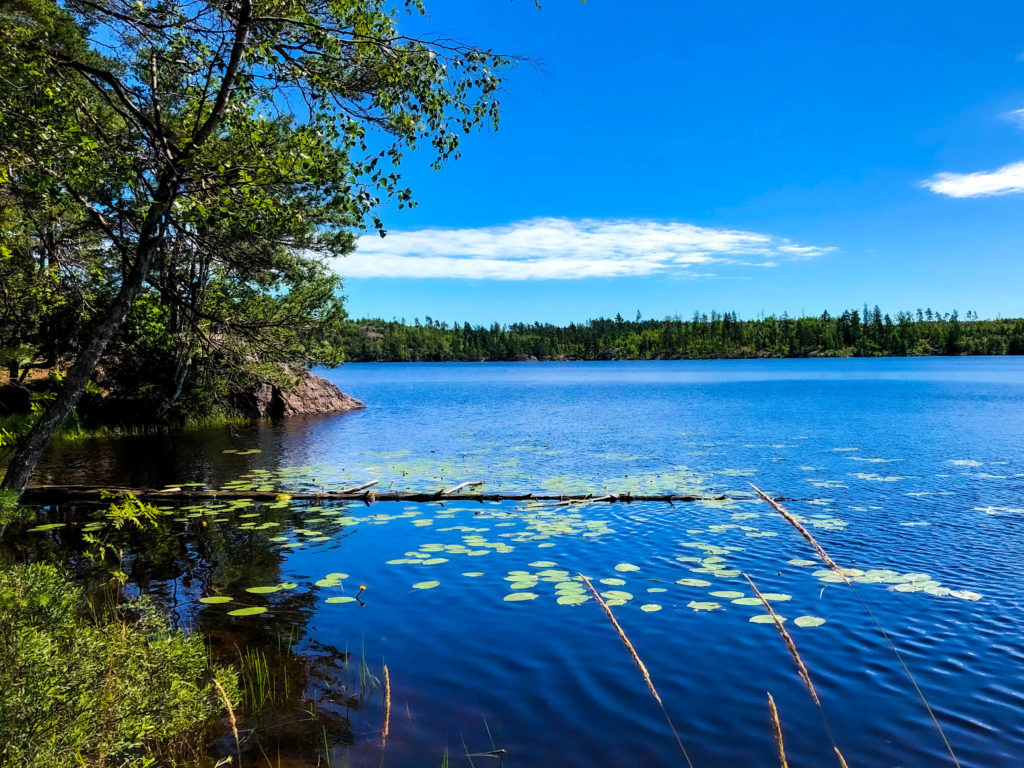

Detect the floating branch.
xmin=441 ymin=480 xmax=486 ymax=495
xmin=19 ymin=484 xmax=783 ymax=506
xmin=341 ymin=480 xmax=380 ymax=494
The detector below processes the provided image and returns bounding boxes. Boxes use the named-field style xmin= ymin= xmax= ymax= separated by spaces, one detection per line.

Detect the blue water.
xmin=35 ymin=358 xmax=1024 ymax=766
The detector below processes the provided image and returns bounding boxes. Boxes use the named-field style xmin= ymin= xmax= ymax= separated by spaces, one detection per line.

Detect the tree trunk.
xmin=1 ymin=180 xmax=175 ymax=496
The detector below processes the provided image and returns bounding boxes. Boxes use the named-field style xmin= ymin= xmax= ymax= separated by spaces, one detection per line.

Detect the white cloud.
xmin=334 ymin=217 xmax=834 ymax=280
xmin=921 ymin=161 xmax=1024 ymax=198
xmin=1006 ymin=108 xmax=1024 ymax=128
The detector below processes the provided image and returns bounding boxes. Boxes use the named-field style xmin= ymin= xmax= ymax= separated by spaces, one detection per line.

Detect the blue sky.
xmin=334 ymin=0 xmax=1024 ymax=324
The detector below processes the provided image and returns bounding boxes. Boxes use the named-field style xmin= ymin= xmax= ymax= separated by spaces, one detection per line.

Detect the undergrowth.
xmin=0 ymin=561 xmax=238 ymax=768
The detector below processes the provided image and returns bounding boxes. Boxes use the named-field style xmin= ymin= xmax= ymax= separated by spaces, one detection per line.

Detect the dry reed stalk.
xmin=382 ymin=664 xmax=391 ymax=748
xmin=212 ymin=676 xmax=241 ymax=760
xmin=579 ymin=573 xmax=694 ymax=768
xmin=750 ymin=484 xmax=840 ymax=571
xmin=767 ymin=692 xmax=789 ymax=768
xmin=834 ymin=747 xmax=851 ymax=768
xmin=749 ymin=483 xmax=961 ymax=768
xmin=743 ymin=573 xmax=820 ymax=707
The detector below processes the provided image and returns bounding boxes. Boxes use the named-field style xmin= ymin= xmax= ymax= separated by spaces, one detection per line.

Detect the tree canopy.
xmin=0 ymin=0 xmax=511 ymax=493
xmin=332 ymin=308 xmax=1024 ymax=361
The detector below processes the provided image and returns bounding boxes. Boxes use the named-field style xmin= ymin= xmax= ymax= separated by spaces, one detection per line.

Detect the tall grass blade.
xmin=382 ymin=663 xmax=391 ymax=748
xmin=212 ymin=675 xmax=240 ymax=762
xmin=743 ymin=573 xmax=820 ymax=708
xmin=767 ymin=692 xmax=789 ymax=768
xmin=750 ymin=483 xmax=961 ymax=768
xmin=745 ymin=572 xmax=850 ymax=766
xmin=579 ymin=573 xmax=694 ymax=768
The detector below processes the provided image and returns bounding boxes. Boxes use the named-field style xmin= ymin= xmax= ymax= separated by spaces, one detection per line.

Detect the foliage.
xmin=0 ymin=561 xmax=238 ymax=768
xmin=82 ymin=493 xmax=161 ymax=585
xmin=0 ymin=488 xmax=33 ymax=527
xmin=332 ymin=307 xmax=1024 ymax=361
xmin=0 ymin=0 xmax=511 ymax=491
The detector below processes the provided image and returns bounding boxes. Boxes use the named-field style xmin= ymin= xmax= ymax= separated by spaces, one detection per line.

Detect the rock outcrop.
xmin=239 ymin=366 xmax=364 ymax=418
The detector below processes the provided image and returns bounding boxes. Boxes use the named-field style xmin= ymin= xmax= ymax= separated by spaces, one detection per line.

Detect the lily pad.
xmin=676 ymin=578 xmax=711 ymax=587
xmin=504 ymin=592 xmax=539 ymax=602
xmin=709 ymin=590 xmax=744 ymax=599
xmin=732 ymin=597 xmax=765 ymax=606
xmin=614 ymin=563 xmax=641 ymax=572
xmin=640 ymin=604 xmax=662 ymax=612
xmin=228 ymin=606 xmax=267 ymax=617
xmin=687 ymin=601 xmax=722 ymax=612
xmin=600 ymin=578 xmax=627 ymax=586
xmin=556 ymin=594 xmax=589 ymax=606
xmin=529 ymin=561 xmax=557 ymax=568
xmin=793 ymin=616 xmax=826 ymax=628
xmin=245 ymin=586 xmax=281 ymax=594
xmin=949 ymin=589 xmax=982 ymax=601
xmin=199 ymin=596 xmax=233 ymax=604
xmin=412 ymin=581 xmax=440 ymax=590
xmin=462 ymin=572 xmax=485 ymax=578
xmin=601 ymin=590 xmax=633 ymax=601
xmin=326 ymin=596 xmax=357 ymax=604
xmin=750 ymin=614 xmax=785 ymax=624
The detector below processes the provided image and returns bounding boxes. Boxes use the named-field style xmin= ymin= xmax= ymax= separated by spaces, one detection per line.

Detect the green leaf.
xmin=228 ymin=606 xmax=267 ymax=617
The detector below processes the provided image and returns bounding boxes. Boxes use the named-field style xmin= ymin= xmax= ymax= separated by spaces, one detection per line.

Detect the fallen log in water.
xmin=18 ymin=482 xmax=786 ymax=506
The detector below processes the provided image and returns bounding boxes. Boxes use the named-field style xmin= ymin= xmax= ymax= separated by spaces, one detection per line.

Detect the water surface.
xmin=29 ymin=358 xmax=1024 ymax=767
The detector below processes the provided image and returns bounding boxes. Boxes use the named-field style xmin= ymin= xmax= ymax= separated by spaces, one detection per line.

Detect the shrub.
xmin=0 ymin=562 xmax=237 ymax=767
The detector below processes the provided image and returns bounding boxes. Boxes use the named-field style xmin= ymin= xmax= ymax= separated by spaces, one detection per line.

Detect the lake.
xmin=24 ymin=358 xmax=1024 ymax=767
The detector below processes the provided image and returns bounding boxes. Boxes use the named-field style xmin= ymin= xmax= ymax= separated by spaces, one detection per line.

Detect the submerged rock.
xmin=239 ymin=366 xmax=364 ymax=418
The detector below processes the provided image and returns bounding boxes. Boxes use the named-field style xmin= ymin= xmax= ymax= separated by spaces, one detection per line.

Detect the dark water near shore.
xmin=27 ymin=358 xmax=1024 ymax=767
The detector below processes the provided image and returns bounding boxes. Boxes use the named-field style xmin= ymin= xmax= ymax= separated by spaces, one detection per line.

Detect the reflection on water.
xmin=18 ymin=358 xmax=1024 ymax=766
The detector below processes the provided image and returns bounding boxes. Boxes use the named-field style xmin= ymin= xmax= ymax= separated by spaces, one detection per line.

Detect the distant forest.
xmin=330 ymin=307 xmax=1024 ymax=362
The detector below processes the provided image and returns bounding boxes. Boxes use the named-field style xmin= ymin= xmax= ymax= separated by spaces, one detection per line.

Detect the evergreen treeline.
xmin=331 ymin=307 xmax=1024 ymax=362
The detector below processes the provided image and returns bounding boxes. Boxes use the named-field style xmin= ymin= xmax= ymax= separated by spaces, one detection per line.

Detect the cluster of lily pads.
xmin=787 ymin=561 xmax=982 ymax=601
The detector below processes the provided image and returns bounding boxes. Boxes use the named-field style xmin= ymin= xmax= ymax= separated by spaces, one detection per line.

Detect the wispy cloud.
xmin=921 ymin=161 xmax=1024 ymax=198
xmin=335 ymin=217 xmax=834 ymax=280
xmin=1005 ymin=108 xmax=1024 ymax=128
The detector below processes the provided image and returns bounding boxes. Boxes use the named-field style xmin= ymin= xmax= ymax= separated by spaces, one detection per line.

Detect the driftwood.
xmin=17 ymin=482 xmax=780 ymax=506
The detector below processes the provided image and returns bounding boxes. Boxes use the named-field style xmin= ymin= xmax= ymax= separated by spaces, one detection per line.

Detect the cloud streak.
xmin=336 ymin=217 xmax=834 ymax=280
xmin=922 ymin=161 xmax=1024 ymax=198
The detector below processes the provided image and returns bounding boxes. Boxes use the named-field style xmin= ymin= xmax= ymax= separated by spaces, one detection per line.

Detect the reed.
xmin=750 ymin=483 xmax=961 ymax=768
xmin=767 ymin=692 xmax=788 ymax=768
xmin=743 ymin=573 xmax=820 ymax=708
xmin=579 ymin=573 xmax=694 ymax=768
xmin=382 ymin=664 xmax=391 ymax=748
xmin=213 ymin=675 xmax=241 ymax=761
